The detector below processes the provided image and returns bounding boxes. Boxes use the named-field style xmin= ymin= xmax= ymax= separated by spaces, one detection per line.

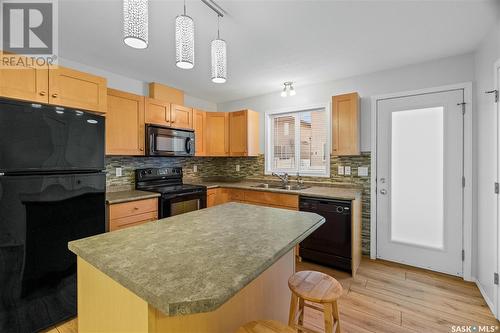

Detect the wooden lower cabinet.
xmin=108 ymin=198 xmax=158 ymax=231
xmin=106 ymin=89 xmax=145 ymax=156
xmin=206 ymin=188 xmax=298 ymax=210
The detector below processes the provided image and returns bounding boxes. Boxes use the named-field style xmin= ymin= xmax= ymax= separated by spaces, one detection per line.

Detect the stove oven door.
xmin=159 ymin=191 xmax=207 ymax=218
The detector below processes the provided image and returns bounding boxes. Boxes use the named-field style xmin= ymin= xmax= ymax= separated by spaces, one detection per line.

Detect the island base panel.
xmin=77 ymin=250 xmax=294 ymax=333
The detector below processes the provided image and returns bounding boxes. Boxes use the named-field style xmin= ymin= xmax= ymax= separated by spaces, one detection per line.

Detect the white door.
xmin=376 ymin=89 xmax=464 ymax=276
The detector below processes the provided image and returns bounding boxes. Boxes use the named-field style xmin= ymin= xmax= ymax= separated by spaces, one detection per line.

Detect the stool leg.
xmin=323 ymin=303 xmax=334 ymax=333
xmin=288 ymin=293 xmax=298 ymax=327
xmin=297 ymin=298 xmax=304 ymax=333
xmin=332 ymin=301 xmax=341 ymax=333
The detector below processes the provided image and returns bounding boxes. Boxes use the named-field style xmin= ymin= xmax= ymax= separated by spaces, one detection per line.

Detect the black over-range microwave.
xmin=146 ymin=125 xmax=195 ymax=157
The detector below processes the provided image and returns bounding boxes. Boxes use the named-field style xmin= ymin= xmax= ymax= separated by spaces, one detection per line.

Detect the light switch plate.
xmin=345 ymin=166 xmax=351 ymax=175
xmin=236 ymin=165 xmax=240 ymax=172
xmin=115 ymin=167 xmax=122 ymax=177
xmin=338 ymin=166 xmax=344 ymax=175
xmin=193 ymin=165 xmax=198 ymax=173
xmin=358 ymin=166 xmax=369 ymax=177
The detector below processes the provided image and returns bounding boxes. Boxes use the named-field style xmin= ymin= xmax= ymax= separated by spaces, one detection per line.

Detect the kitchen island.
xmin=68 ymin=202 xmax=325 ymax=333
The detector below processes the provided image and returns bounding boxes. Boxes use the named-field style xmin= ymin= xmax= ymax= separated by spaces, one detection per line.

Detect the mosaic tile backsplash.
xmin=106 ymin=153 xmax=371 ymax=254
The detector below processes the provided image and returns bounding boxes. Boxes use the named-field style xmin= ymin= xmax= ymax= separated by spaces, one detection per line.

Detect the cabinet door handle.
xmin=52 ymin=93 xmax=58 ymax=98
xmin=39 ymin=91 xmax=46 ymax=96
xmin=140 ymin=147 xmax=144 ymax=151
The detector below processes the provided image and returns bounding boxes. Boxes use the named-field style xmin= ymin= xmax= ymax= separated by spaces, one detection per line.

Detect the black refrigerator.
xmin=0 ymin=99 xmax=106 ymax=332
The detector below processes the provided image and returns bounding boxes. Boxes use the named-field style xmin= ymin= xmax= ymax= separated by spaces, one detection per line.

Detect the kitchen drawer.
xmin=243 ymin=190 xmax=298 ymax=209
xmin=109 ymin=198 xmax=158 ymax=220
xmin=228 ymin=189 xmax=245 ymax=201
xmin=109 ymin=211 xmax=157 ymax=231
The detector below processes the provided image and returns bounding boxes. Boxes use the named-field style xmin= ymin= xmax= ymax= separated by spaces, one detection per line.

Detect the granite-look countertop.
xmin=68 ymin=203 xmax=324 ymax=316
xmin=106 ymin=190 xmax=160 ymax=204
xmin=187 ymin=180 xmax=362 ymax=201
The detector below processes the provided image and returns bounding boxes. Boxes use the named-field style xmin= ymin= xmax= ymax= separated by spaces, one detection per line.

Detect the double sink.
xmin=251 ymin=183 xmax=310 ymax=191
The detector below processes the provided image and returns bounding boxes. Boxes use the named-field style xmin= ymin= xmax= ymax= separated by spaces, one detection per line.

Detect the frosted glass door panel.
xmin=390 ymin=107 xmax=444 ymax=249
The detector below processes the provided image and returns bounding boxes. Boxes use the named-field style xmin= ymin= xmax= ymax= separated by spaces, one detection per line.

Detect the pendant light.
xmin=176 ymin=0 xmax=195 ymax=69
xmin=211 ymin=15 xmax=227 ymax=83
xmin=123 ymin=0 xmax=149 ymax=49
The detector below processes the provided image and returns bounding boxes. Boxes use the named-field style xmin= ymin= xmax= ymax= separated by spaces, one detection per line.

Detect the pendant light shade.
xmin=123 ymin=0 xmax=148 ymax=49
xmin=211 ymin=39 xmax=227 ymax=83
xmin=211 ymin=16 xmax=227 ymax=83
xmin=176 ymin=1 xmax=194 ymax=70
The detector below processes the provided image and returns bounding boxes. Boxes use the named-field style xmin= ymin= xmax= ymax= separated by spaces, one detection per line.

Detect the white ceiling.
xmin=59 ymin=0 xmax=499 ymax=103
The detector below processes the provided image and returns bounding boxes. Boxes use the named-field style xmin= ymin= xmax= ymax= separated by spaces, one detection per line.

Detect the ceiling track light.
xmin=176 ymin=0 xmax=195 ymax=69
xmin=211 ymin=15 xmax=227 ymax=83
xmin=123 ymin=0 xmax=149 ymax=49
xmin=281 ymin=82 xmax=296 ymax=97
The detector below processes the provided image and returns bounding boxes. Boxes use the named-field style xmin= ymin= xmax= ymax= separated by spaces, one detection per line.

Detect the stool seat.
xmin=288 ymin=270 xmax=343 ymax=303
xmin=236 ymin=320 xmax=296 ymax=333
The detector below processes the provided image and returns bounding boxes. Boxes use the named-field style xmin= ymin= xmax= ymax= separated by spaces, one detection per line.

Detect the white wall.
xmin=58 ymin=58 xmax=218 ymax=111
xmin=218 ymin=53 xmax=475 ymax=152
xmin=473 ymin=20 xmax=500 ymax=313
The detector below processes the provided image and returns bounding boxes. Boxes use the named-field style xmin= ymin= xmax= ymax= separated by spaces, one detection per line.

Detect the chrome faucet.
xmin=296 ymin=172 xmax=304 ymax=188
xmin=272 ymin=172 xmax=289 ymax=186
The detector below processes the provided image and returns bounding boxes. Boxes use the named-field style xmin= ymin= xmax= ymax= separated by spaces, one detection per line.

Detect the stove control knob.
xmin=147 ymin=170 xmax=152 ymax=174
xmin=140 ymin=170 xmax=146 ymax=176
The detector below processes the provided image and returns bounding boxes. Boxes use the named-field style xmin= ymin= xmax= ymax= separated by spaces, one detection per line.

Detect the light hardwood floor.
xmin=45 ymin=257 xmax=498 ymax=333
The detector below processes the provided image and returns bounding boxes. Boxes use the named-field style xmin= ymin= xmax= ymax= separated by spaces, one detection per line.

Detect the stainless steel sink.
xmin=251 ymin=183 xmax=310 ymax=191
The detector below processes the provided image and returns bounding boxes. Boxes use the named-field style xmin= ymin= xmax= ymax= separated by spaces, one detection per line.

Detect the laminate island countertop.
xmin=68 ymin=203 xmax=324 ymax=318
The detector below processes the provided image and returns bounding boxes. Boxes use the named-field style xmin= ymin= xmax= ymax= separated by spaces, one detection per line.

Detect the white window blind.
xmin=267 ymin=107 xmax=329 ymax=176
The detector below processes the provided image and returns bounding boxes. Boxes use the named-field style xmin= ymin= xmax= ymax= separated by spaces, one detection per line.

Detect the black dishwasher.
xmin=299 ymin=196 xmax=352 ymax=272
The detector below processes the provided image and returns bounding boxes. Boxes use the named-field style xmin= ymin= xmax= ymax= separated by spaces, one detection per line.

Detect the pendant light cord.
xmin=217 ymin=15 xmax=220 ymax=39
xmin=183 ymin=0 xmax=186 ymax=15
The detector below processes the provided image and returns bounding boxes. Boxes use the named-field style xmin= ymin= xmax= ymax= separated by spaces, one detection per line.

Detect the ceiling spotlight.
xmin=123 ymin=0 xmax=149 ymax=49
xmin=281 ymin=82 xmax=295 ymax=97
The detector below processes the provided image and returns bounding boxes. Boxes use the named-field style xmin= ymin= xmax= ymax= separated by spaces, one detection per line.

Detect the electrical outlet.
xmin=193 ymin=165 xmax=198 ymax=173
xmin=338 ymin=166 xmax=344 ymax=175
xmin=115 ymin=167 xmax=122 ymax=177
xmin=345 ymin=166 xmax=351 ymax=175
xmin=358 ymin=166 xmax=369 ymax=177
xmin=236 ymin=165 xmax=240 ymax=172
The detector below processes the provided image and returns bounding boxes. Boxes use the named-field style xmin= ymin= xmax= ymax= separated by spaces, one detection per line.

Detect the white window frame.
xmin=265 ymin=103 xmax=331 ymax=177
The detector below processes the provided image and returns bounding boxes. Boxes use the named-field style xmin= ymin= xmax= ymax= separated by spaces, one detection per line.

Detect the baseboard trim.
xmin=474 ymin=277 xmax=497 ymax=319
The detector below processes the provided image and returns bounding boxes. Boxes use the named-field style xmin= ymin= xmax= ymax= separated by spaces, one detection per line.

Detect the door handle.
xmin=380 ymin=189 xmax=387 ymax=195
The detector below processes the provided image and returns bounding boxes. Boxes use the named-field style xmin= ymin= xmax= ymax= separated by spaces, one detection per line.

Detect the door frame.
xmin=370 ymin=82 xmax=473 ymax=281
xmin=495 ymin=59 xmax=500 ymax=319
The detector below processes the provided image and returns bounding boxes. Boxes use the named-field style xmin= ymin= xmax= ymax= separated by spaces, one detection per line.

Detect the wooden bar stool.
xmin=288 ymin=271 xmax=343 ymax=333
xmin=236 ymin=320 xmax=296 ymax=333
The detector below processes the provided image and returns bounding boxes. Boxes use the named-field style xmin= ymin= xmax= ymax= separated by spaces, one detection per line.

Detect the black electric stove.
xmin=135 ymin=167 xmax=207 ymax=218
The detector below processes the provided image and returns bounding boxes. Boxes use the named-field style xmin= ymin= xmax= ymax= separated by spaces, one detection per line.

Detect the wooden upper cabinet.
xmin=149 ymin=82 xmax=184 ymax=105
xmin=206 ymin=112 xmax=229 ymax=156
xmin=106 ymin=89 xmax=145 ymax=156
xmin=229 ymin=109 xmax=259 ymax=156
xmin=49 ymin=66 xmax=107 ymax=113
xmin=145 ymin=97 xmax=171 ymax=126
xmin=193 ymin=109 xmax=207 ymax=156
xmin=171 ymin=104 xmax=193 ymax=129
xmin=332 ymin=92 xmax=360 ymax=156
xmin=0 ymin=55 xmax=48 ymax=103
